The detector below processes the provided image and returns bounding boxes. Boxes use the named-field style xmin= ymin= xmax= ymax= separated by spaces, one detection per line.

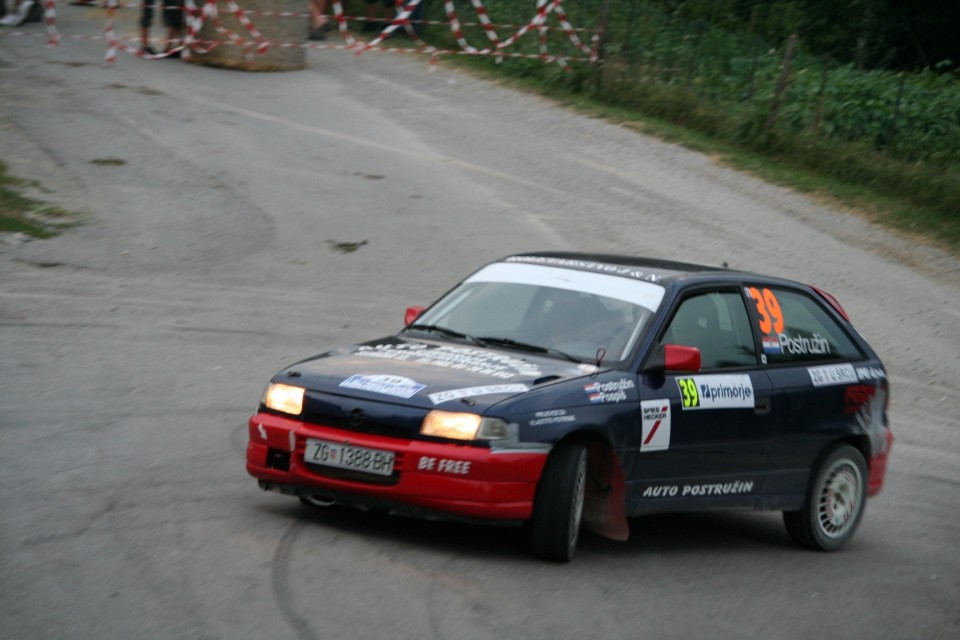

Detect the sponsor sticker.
xmin=530 ymin=409 xmax=577 ymax=426
xmin=583 ymin=378 xmax=636 ymax=404
xmin=640 ymin=400 xmax=670 ymax=452
xmin=505 ymin=255 xmax=661 ymax=282
xmin=778 ymin=332 xmax=831 ymax=356
xmin=339 ymin=374 xmax=426 ymax=399
xmin=642 ymin=480 xmax=755 ymax=498
xmin=356 ymin=344 xmax=541 ymax=380
xmin=808 ymin=363 xmax=857 ymax=387
xmin=761 ymin=335 xmax=781 ymax=353
xmin=417 ymin=456 xmax=472 ymax=475
xmin=676 ymin=374 xmax=754 ymax=409
xmin=428 ymin=384 xmax=529 ymax=405
xmin=856 ymin=365 xmax=886 ymax=381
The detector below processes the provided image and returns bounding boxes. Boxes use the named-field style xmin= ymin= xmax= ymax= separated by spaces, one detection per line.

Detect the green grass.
xmin=434 ymin=51 xmax=960 ymax=255
xmin=0 ymin=161 xmax=80 ymax=238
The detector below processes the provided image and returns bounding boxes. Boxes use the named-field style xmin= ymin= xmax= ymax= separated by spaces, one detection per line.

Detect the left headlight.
xmin=420 ymin=410 xmax=513 ymax=441
xmin=262 ymin=382 xmax=305 ymax=416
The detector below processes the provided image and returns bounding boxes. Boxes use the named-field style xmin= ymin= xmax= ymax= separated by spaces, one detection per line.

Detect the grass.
xmin=0 ymin=161 xmax=81 ymax=239
xmin=438 ymin=53 xmax=960 ymax=255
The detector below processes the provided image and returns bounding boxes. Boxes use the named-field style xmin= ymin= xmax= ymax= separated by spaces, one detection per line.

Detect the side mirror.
xmin=664 ymin=344 xmax=701 ymax=373
xmin=644 ymin=344 xmax=702 ymax=374
xmin=404 ymin=306 xmax=426 ymax=326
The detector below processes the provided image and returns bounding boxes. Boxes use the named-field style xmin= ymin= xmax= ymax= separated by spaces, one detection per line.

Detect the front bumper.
xmin=246 ymin=412 xmax=549 ymax=521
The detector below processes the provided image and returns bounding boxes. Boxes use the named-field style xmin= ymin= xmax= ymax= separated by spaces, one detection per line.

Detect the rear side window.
xmin=745 ymin=286 xmax=863 ymax=365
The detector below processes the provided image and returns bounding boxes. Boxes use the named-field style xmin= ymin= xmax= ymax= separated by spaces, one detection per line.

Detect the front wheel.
xmin=783 ymin=444 xmax=867 ymax=551
xmin=528 ymin=443 xmax=587 ymax=562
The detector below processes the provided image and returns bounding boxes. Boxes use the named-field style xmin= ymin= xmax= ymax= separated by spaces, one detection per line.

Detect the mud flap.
xmin=581 ymin=441 xmax=629 ymax=541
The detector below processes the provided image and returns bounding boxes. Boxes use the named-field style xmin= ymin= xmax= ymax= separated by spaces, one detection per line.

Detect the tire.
xmin=783 ymin=444 xmax=867 ymax=551
xmin=529 ymin=443 xmax=588 ymax=562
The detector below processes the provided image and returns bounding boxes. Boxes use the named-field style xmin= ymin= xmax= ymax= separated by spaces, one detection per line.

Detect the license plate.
xmin=304 ymin=438 xmax=396 ymax=477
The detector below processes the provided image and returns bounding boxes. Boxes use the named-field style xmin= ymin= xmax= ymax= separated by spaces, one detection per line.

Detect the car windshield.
xmin=406 ymin=262 xmax=665 ymax=365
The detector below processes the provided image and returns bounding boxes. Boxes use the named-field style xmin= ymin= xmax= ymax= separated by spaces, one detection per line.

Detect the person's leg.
xmin=362 ymin=0 xmax=380 ymax=32
xmin=162 ymin=0 xmax=184 ymax=54
xmin=310 ymin=0 xmax=329 ymax=29
xmin=308 ymin=0 xmax=332 ymax=39
xmin=140 ymin=0 xmax=156 ymax=53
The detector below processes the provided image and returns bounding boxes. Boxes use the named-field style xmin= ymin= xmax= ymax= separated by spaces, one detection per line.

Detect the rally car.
xmin=247 ymin=252 xmax=892 ymax=561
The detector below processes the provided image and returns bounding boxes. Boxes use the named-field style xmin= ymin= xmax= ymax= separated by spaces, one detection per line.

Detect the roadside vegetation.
xmin=415 ymin=0 xmax=960 ymax=252
xmin=0 ymin=161 xmax=78 ymax=238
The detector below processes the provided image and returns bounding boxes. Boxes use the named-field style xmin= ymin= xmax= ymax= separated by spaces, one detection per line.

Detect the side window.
xmin=745 ymin=286 xmax=864 ymax=365
xmin=660 ymin=292 xmax=757 ymax=370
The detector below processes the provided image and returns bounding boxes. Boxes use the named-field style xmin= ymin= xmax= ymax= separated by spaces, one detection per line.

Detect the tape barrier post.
xmin=189 ymin=0 xmax=307 ymax=70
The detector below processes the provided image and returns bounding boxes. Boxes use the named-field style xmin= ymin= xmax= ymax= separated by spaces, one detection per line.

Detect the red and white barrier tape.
xmin=6 ymin=0 xmax=600 ymax=66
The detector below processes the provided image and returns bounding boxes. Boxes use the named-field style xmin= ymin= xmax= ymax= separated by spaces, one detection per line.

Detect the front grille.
xmin=303 ymin=391 xmax=425 ymax=440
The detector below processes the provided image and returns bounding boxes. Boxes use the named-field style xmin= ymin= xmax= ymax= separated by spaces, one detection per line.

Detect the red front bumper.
xmin=246 ymin=412 xmax=549 ymax=521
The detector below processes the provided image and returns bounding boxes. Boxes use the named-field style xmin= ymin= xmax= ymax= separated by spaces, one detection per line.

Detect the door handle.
xmin=755 ymin=397 xmax=771 ymax=415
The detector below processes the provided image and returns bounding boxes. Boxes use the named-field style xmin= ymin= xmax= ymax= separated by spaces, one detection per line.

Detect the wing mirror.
xmin=665 ymin=344 xmax=701 ymax=372
xmin=645 ymin=344 xmax=702 ymax=374
xmin=404 ymin=306 xmax=426 ymax=326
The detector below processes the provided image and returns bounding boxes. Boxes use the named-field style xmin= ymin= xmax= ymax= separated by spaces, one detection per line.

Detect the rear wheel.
xmin=783 ymin=444 xmax=867 ymax=551
xmin=529 ymin=443 xmax=587 ymax=562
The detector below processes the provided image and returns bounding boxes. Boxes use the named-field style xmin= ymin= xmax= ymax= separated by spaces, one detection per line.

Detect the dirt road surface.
xmin=2 ymin=9 xmax=958 ymax=640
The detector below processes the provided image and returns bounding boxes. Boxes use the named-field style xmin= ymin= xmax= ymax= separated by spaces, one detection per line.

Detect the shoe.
xmin=164 ymin=49 xmax=181 ymax=58
xmin=308 ymin=28 xmax=326 ymax=41
xmin=141 ymin=46 xmax=157 ymax=56
xmin=0 ymin=0 xmax=34 ymax=26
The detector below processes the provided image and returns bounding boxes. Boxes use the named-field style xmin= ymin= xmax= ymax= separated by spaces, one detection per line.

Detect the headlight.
xmin=420 ymin=410 xmax=513 ymax=441
xmin=262 ymin=382 xmax=304 ymax=415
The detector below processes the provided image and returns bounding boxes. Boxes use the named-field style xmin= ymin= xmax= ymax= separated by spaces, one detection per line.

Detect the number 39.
xmin=747 ymin=287 xmax=784 ymax=335
xmin=678 ymin=378 xmax=699 ymax=408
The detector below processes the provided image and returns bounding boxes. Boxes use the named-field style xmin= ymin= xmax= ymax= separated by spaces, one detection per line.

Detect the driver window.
xmin=660 ymin=292 xmax=756 ymax=370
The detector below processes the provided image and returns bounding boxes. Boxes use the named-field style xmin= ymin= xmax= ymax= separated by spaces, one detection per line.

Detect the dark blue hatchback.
xmin=248 ymin=252 xmax=892 ymax=562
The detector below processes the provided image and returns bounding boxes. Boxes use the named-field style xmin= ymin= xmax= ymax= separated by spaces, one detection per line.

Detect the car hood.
xmin=273 ymin=336 xmax=600 ymax=412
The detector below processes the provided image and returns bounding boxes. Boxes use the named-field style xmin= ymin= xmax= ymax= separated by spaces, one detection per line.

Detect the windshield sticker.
xmin=530 ymin=409 xmax=577 ymax=426
xmin=339 ymin=374 xmax=426 ymax=399
xmin=640 ymin=400 xmax=670 ymax=452
xmin=642 ymin=480 xmax=755 ymax=498
xmin=808 ymin=363 xmax=857 ymax=387
xmin=583 ymin=378 xmax=636 ymax=404
xmin=676 ymin=375 xmax=754 ymax=409
xmin=505 ymin=255 xmax=662 ymax=282
xmin=428 ymin=384 xmax=529 ymax=405
xmin=356 ymin=344 xmax=541 ymax=380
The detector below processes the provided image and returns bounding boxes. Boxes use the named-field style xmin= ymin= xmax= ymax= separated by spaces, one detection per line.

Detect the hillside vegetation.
xmin=416 ymin=1 xmax=960 ymax=250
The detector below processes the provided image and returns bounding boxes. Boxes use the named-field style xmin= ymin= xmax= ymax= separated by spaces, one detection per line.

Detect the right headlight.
xmin=420 ymin=410 xmax=513 ymax=441
xmin=262 ymin=382 xmax=304 ymax=416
